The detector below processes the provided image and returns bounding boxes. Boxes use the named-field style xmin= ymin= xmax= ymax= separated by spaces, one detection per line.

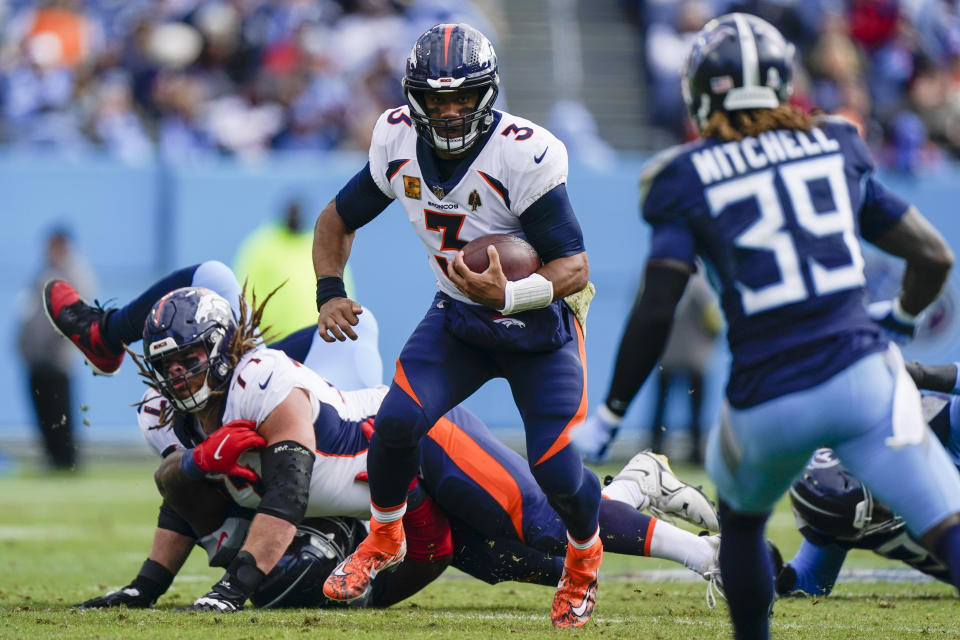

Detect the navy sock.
xmin=598 ymin=499 xmax=654 ymax=555
xmin=718 ymin=501 xmax=773 ymax=640
xmin=366 ymin=434 xmax=420 ymax=509
xmin=536 ymin=453 xmax=601 ymax=541
xmin=934 ymin=521 xmax=960 ymax=591
xmin=101 ymin=265 xmax=199 ymax=351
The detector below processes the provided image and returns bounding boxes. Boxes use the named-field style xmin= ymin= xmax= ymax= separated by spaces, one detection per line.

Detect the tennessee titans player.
xmin=311 ymin=23 xmax=600 ymax=627
xmin=617 ymin=13 xmax=960 ymax=640
xmin=777 ymin=362 xmax=960 ymax=596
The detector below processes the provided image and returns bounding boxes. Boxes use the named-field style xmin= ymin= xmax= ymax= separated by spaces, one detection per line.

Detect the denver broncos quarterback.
xmin=310 ymin=23 xmax=600 ymax=627
xmin=75 ymin=288 xmax=722 ymax=611
xmin=609 ymin=12 xmax=960 ymax=640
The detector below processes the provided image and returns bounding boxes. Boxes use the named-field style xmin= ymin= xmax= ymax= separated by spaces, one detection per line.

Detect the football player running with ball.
xmin=311 ymin=24 xmax=600 ymax=627
xmin=618 ymin=13 xmax=960 ymax=640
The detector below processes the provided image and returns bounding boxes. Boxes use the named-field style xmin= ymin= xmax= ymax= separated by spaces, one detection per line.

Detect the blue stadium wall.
xmin=2 ymin=151 xmax=959 ymax=444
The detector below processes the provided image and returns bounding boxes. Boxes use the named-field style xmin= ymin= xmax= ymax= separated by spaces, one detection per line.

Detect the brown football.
xmin=461 ymin=234 xmax=541 ymax=281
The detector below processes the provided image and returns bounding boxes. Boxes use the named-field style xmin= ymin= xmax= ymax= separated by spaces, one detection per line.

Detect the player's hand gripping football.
xmin=447 ymin=245 xmax=508 ymax=309
xmin=187 ymin=420 xmax=265 ymax=482
xmin=317 ymin=296 xmax=364 ymax=342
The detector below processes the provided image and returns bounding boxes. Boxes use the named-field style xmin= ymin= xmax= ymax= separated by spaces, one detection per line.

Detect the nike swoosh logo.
xmin=332 ymin=565 xmax=350 ymax=577
xmin=213 ymin=434 xmax=230 ymax=460
xmin=534 ymin=146 xmax=548 ymax=163
xmin=216 ymin=530 xmax=229 ymax=551
xmin=259 ymin=372 xmax=273 ymax=390
xmin=571 ymin=592 xmax=591 ymax=617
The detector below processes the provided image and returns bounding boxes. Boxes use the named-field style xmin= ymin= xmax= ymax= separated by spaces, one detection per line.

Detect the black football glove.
xmin=76 ymin=559 xmax=173 ymax=609
xmin=182 ymin=551 xmax=265 ymax=613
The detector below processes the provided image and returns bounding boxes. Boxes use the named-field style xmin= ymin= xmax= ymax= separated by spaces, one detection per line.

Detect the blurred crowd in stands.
xmin=0 ymin=0 xmax=498 ymax=160
xmin=628 ymin=0 xmax=960 ymax=172
xmin=4 ymin=0 xmax=960 ymax=172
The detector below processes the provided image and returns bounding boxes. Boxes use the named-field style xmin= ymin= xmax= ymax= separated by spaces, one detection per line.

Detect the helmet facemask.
xmin=145 ymin=325 xmax=231 ymax=413
xmin=404 ymin=82 xmax=498 ymax=155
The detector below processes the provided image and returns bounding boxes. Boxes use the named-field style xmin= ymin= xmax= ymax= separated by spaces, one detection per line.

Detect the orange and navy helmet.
xmin=402 ymin=23 xmax=499 ymax=155
xmin=142 ymin=287 xmax=236 ymax=413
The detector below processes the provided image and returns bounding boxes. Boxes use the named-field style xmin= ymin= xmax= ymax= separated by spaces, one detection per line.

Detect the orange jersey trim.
xmin=534 ymin=316 xmax=588 ymax=466
xmin=393 ymin=360 xmax=423 ymax=406
xmin=314 ymin=448 xmax=368 ymax=458
xmin=427 ymin=416 xmax=526 ymax=542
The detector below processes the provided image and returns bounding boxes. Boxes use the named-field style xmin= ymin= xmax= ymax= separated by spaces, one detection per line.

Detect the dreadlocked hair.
xmin=701 ymin=104 xmax=814 ymax=142
xmin=129 ymin=280 xmax=284 ymax=430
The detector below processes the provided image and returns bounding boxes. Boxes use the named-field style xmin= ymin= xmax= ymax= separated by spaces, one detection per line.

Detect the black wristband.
xmin=132 ymin=558 xmax=175 ymax=599
xmin=224 ymin=550 xmax=266 ymax=598
xmin=316 ymin=276 xmax=347 ymax=312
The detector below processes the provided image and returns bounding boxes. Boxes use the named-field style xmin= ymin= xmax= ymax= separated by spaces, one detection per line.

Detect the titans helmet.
xmin=681 ymin=12 xmax=795 ymax=129
xmin=789 ymin=449 xmax=900 ymax=543
xmin=142 ymin=287 xmax=236 ymax=413
xmin=251 ymin=518 xmax=365 ymax=608
xmin=402 ymin=23 xmax=499 ymax=154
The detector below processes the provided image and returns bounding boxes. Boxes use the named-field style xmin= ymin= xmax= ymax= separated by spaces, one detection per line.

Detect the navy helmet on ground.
xmin=252 ymin=519 xmax=365 ymax=609
xmin=402 ymin=23 xmax=499 ymax=154
xmin=681 ymin=12 xmax=795 ymax=129
xmin=142 ymin=286 xmax=236 ymax=413
xmin=789 ymin=449 xmax=900 ymax=544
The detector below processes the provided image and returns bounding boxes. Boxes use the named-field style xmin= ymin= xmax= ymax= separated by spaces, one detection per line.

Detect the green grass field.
xmin=2 ymin=457 xmax=959 ymax=639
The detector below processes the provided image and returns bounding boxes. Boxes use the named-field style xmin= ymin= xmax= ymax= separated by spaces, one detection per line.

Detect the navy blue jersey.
xmin=641 ymin=117 xmax=910 ymax=407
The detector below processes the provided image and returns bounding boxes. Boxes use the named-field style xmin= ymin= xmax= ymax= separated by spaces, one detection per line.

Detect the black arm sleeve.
xmin=157 ymin=500 xmax=197 ymax=538
xmin=905 ymin=361 xmax=958 ymax=393
xmin=258 ymin=441 xmax=315 ymax=524
xmin=335 ymin=162 xmax=394 ymax=231
xmin=518 ymin=184 xmax=585 ymax=263
xmin=604 ymin=262 xmax=691 ymax=415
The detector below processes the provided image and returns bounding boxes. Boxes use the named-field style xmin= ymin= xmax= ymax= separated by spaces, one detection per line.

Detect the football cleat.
xmin=614 ymin=450 xmax=720 ymax=532
xmin=551 ymin=536 xmax=602 ymax=628
xmin=322 ymin=524 xmax=406 ymax=603
xmin=699 ymin=534 xmax=725 ymax=609
xmin=43 ymin=279 xmax=124 ymax=375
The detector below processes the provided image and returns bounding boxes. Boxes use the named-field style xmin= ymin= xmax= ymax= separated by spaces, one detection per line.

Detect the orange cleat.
xmin=551 ymin=534 xmax=603 ymax=628
xmin=43 ymin=279 xmax=124 ymax=375
xmin=322 ymin=520 xmax=406 ymax=603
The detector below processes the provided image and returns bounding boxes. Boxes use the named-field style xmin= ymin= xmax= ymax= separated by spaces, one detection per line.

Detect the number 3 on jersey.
xmin=424 ymin=209 xmax=467 ymax=276
xmin=706 ymin=154 xmax=865 ymax=316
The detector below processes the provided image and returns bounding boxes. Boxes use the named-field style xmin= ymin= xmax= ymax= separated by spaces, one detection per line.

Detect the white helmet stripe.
xmin=734 ymin=13 xmax=759 ymax=87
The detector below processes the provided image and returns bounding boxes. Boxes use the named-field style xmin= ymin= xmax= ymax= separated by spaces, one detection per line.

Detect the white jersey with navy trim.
xmin=367 ymin=105 xmax=568 ymax=303
xmin=137 ymin=348 xmax=387 ymax=520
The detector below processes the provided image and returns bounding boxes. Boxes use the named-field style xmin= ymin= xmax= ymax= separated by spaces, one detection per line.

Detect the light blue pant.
xmin=706 ymin=348 xmax=960 ymax=537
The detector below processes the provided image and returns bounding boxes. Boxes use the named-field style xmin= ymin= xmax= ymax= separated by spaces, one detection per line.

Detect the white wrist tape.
xmin=892 ymin=298 xmax=918 ymax=325
xmin=500 ymin=273 xmax=553 ymax=315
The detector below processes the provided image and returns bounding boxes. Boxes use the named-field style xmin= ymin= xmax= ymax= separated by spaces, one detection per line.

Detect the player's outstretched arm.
xmin=77 ymin=527 xmax=193 ymax=608
xmin=313 ymin=198 xmax=363 ymax=342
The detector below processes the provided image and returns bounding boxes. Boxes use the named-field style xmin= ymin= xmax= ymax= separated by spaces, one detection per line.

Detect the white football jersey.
xmin=138 ymin=348 xmax=388 ymax=520
xmin=367 ymin=106 xmax=568 ymax=303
